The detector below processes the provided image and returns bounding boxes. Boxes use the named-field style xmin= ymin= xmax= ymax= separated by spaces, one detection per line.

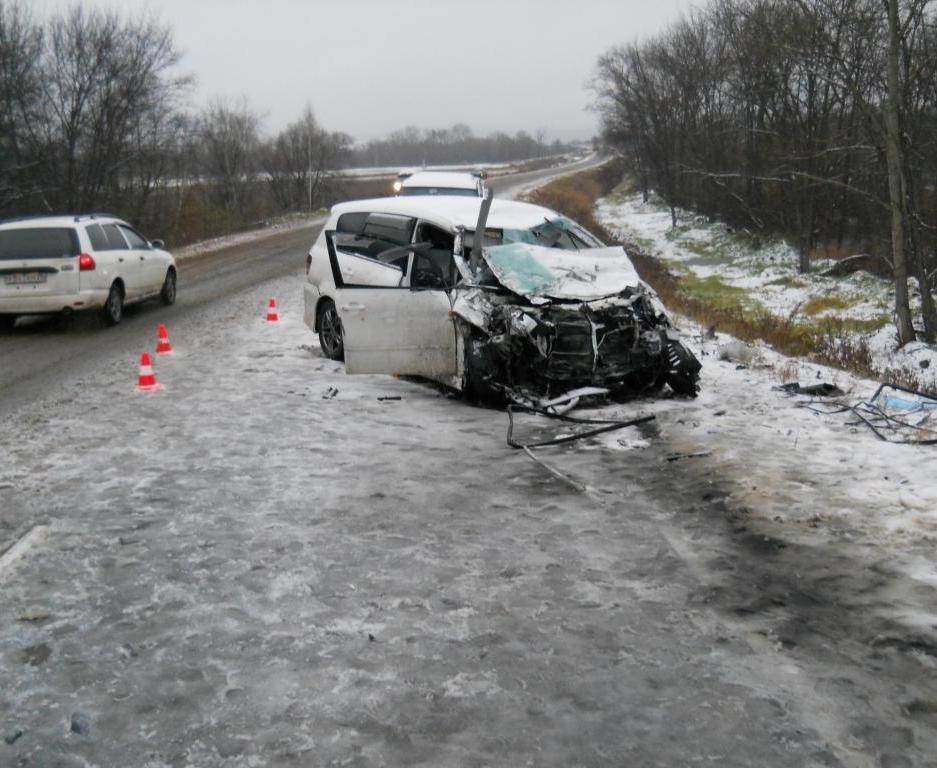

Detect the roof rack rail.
xmin=73 ymin=212 xmax=119 ymax=222
xmin=0 ymin=213 xmax=72 ymax=225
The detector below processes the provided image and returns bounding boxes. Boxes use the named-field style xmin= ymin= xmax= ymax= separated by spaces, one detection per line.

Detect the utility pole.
xmin=307 ymin=130 xmax=313 ymax=212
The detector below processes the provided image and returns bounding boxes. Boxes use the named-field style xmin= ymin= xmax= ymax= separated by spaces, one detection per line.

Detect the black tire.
xmin=317 ymin=299 xmax=344 ymax=361
xmin=102 ymin=282 xmax=124 ymax=326
xmin=460 ymin=326 xmax=504 ymax=406
xmin=0 ymin=314 xmax=16 ymax=333
xmin=663 ymin=339 xmax=702 ymax=397
xmin=160 ymin=267 xmax=177 ymax=306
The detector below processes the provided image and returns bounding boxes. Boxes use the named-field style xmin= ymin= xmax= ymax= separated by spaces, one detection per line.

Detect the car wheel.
xmin=317 ymin=299 xmax=344 ymax=361
xmin=0 ymin=314 xmax=17 ymax=333
xmin=103 ymin=282 xmax=124 ymax=326
xmin=160 ymin=267 xmax=177 ymax=305
xmin=663 ymin=339 xmax=701 ymax=397
xmin=461 ymin=325 xmax=504 ymax=406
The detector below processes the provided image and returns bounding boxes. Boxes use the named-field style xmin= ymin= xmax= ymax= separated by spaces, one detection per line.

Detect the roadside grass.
xmin=801 ymin=295 xmax=856 ymax=316
xmin=533 ymin=161 xmax=904 ymax=384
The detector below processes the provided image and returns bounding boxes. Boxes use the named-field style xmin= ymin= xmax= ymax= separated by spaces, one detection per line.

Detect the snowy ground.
xmin=594 ymin=187 xmax=937 ymax=583
xmin=3 ymin=277 xmax=937 ymax=765
xmin=597 ymin=189 xmax=937 ymax=392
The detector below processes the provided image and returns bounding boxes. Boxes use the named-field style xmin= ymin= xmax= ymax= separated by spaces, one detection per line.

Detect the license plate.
xmin=4 ymin=272 xmax=47 ymax=285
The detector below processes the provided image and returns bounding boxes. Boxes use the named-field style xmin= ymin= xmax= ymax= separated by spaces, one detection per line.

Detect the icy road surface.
xmin=2 ymin=268 xmax=937 ymax=766
xmin=5 ymin=151 xmax=937 ymax=765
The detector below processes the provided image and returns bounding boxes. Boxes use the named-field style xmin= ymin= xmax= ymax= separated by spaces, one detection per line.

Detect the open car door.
xmin=325 ymin=231 xmax=459 ymax=383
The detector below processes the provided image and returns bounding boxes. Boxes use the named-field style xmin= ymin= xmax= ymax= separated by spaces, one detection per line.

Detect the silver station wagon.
xmin=0 ymin=213 xmax=176 ymax=330
xmin=302 ymin=193 xmax=701 ymax=405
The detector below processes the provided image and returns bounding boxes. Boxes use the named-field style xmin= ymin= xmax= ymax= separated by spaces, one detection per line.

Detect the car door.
xmin=118 ymin=223 xmax=164 ymax=292
xmin=98 ymin=223 xmax=143 ymax=298
xmin=325 ymin=230 xmax=459 ymax=382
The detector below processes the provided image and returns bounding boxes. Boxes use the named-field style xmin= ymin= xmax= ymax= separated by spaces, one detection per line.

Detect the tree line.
xmin=350 ymin=124 xmax=572 ymax=168
xmin=592 ymin=0 xmax=937 ymax=343
xmin=0 ymin=2 xmax=568 ymax=245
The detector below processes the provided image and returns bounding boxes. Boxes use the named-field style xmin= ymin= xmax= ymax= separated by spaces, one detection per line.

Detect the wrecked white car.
xmin=302 ymin=193 xmax=701 ymax=404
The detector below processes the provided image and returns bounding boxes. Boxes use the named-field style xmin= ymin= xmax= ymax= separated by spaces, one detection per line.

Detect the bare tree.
xmin=20 ymin=5 xmax=188 ymax=213
xmin=262 ymin=106 xmax=350 ymax=212
xmin=197 ymin=97 xmax=262 ymax=214
xmin=592 ymin=0 xmax=937 ymax=345
xmin=0 ymin=1 xmax=42 ymax=209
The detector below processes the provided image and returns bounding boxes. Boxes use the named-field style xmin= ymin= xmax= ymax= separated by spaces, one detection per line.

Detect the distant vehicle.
xmin=302 ymin=194 xmax=701 ymax=404
xmin=0 ymin=214 xmax=176 ymax=330
xmin=394 ymin=170 xmax=486 ymax=198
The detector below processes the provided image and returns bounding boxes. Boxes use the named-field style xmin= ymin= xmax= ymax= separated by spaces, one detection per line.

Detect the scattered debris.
xmin=69 ymin=712 xmax=91 ymax=736
xmin=506 ymin=406 xmax=655 ymax=450
xmin=718 ymin=340 xmax=755 ymax=365
xmin=795 ymin=382 xmax=937 ymax=445
xmin=505 ymin=405 xmax=656 ymax=494
xmin=4 ymin=728 xmax=23 ymax=745
xmin=775 ymin=382 xmax=846 ymax=397
xmin=851 ymin=383 xmax=937 ymax=445
xmin=665 ymin=451 xmax=713 ymax=462
xmin=16 ymin=609 xmax=50 ymax=623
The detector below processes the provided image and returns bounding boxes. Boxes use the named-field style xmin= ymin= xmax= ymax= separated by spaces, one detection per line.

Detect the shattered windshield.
xmin=501 ymin=217 xmax=603 ymax=251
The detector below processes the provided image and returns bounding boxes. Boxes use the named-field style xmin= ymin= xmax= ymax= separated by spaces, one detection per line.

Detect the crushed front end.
xmin=462 ymin=286 xmax=701 ymax=403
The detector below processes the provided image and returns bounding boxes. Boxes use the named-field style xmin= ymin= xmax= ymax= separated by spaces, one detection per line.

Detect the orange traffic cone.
xmin=137 ymin=352 xmax=161 ymax=392
xmin=266 ymin=297 xmax=279 ymax=323
xmin=156 ymin=323 xmax=173 ymax=354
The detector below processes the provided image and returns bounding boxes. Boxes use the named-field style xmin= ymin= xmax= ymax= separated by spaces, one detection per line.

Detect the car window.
xmin=325 ymin=230 xmax=407 ymax=288
xmin=330 ymin=212 xmax=416 ymax=274
xmin=412 ymin=223 xmax=456 ymax=289
xmin=362 ymin=213 xmax=414 ymax=245
xmin=399 ymin=187 xmax=479 ymax=197
xmin=100 ymin=224 xmax=130 ymax=250
xmin=502 ymin=217 xmax=604 ymax=250
xmin=86 ymin=224 xmax=110 ymax=250
xmin=0 ymin=228 xmax=80 ymax=260
xmin=336 ymin=211 xmax=368 ymax=234
xmin=333 ymin=231 xmax=410 ymax=269
xmin=118 ymin=225 xmax=148 ymax=249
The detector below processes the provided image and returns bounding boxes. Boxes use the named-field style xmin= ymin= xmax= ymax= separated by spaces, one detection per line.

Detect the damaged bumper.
xmin=458 ymin=287 xmax=701 ymax=403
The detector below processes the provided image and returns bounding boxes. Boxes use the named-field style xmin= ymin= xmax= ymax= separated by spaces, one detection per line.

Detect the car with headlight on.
xmin=302 ymin=193 xmax=700 ymax=405
xmin=394 ymin=170 xmax=485 ymax=197
xmin=0 ymin=213 xmax=176 ymax=330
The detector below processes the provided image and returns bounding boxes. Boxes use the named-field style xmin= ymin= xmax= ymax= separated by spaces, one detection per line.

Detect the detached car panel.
xmin=304 ymin=195 xmax=701 ymax=404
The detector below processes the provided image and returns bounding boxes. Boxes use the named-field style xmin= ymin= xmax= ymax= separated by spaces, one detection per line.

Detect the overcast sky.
xmin=31 ymin=0 xmax=697 ymax=143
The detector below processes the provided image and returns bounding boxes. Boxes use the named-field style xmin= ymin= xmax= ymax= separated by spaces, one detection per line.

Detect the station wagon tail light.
xmin=78 ymin=253 xmax=96 ymax=271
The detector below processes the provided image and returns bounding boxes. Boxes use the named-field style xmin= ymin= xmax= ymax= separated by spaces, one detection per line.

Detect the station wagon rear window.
xmin=0 ymin=228 xmax=80 ymax=260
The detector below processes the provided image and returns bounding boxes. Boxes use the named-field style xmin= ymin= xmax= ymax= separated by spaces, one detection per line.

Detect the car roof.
xmin=400 ymin=171 xmax=480 ymax=189
xmin=0 ymin=214 xmax=123 ymax=230
xmin=330 ymin=196 xmax=560 ymax=231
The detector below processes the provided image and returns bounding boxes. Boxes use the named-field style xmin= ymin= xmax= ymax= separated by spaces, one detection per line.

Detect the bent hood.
xmin=481 ymin=243 xmax=642 ymax=305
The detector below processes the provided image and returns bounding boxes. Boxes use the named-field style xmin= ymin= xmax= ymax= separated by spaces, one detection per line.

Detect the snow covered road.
xmin=2 ymin=263 xmax=937 ymax=766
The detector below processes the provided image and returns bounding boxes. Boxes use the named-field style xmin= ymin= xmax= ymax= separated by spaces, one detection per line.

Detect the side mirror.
xmin=150 ymin=239 xmax=165 ymax=249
